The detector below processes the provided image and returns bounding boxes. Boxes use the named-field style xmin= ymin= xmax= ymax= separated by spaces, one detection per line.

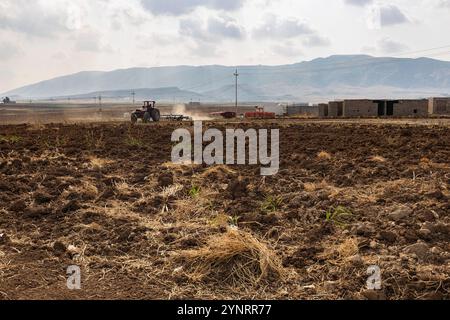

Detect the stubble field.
xmin=0 ymin=119 xmax=449 ymax=300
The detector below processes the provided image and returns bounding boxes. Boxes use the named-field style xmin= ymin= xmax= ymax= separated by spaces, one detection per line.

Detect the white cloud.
xmin=367 ymin=4 xmax=410 ymax=29
xmin=180 ymin=15 xmax=244 ymax=41
xmin=208 ymin=16 xmax=244 ymax=39
xmin=272 ymin=42 xmax=303 ymax=57
xmin=344 ymin=0 xmax=373 ymax=6
xmin=0 ymin=41 xmax=21 ymax=60
xmin=73 ymin=28 xmax=113 ymax=53
xmin=361 ymin=37 xmax=409 ymax=55
xmin=0 ymin=0 xmax=73 ymax=37
xmin=437 ymin=0 xmax=450 ymax=8
xmin=253 ymin=15 xmax=314 ymax=39
xmin=378 ymin=37 xmax=409 ymax=54
xmin=303 ymin=35 xmax=331 ymax=47
xmin=141 ymin=0 xmax=245 ymax=16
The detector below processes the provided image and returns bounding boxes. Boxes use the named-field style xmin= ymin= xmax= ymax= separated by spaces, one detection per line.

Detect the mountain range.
xmin=4 ymin=55 xmax=450 ymax=102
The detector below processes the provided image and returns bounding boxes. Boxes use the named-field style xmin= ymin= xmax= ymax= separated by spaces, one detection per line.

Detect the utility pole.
xmin=234 ymin=69 xmax=239 ymax=116
xmin=131 ymin=91 xmax=135 ymax=105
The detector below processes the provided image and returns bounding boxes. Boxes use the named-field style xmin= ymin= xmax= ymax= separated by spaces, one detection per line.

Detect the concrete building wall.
xmin=429 ymin=98 xmax=450 ymax=115
xmin=328 ymin=101 xmax=343 ymax=117
xmin=318 ymin=103 xmax=328 ymax=117
xmin=394 ymin=100 xmax=428 ymax=116
xmin=342 ymin=100 xmax=378 ymax=117
xmin=319 ymin=98 xmax=446 ymax=118
xmin=287 ymin=105 xmax=318 ymax=116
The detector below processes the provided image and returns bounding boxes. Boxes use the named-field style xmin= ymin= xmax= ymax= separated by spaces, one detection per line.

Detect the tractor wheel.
xmin=151 ymin=109 xmax=161 ymax=122
xmin=143 ymin=112 xmax=151 ymax=123
xmin=131 ymin=113 xmax=138 ymax=124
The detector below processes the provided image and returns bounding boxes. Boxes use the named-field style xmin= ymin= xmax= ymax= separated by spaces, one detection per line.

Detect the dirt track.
xmin=0 ymin=120 xmax=449 ymax=300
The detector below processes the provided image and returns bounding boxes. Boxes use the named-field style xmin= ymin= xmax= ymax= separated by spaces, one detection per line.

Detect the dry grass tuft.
xmin=88 ymin=156 xmax=113 ymax=169
xmin=63 ymin=181 xmax=99 ymax=200
xmin=319 ymin=237 xmax=360 ymax=265
xmin=200 ymin=165 xmax=236 ymax=179
xmin=114 ymin=181 xmax=131 ymax=193
xmin=419 ymin=157 xmax=450 ymax=170
xmin=337 ymin=238 xmax=359 ymax=259
xmin=172 ymin=187 xmax=218 ymax=218
xmin=182 ymin=228 xmax=285 ymax=286
xmin=304 ymin=180 xmax=330 ymax=192
xmin=160 ymin=184 xmax=184 ymax=199
xmin=161 ymin=161 xmax=200 ymax=169
xmin=317 ymin=151 xmax=332 ymax=160
xmin=0 ymin=250 xmax=10 ymax=279
xmin=160 ymin=184 xmax=184 ymax=213
xmin=370 ymin=155 xmax=387 ymax=163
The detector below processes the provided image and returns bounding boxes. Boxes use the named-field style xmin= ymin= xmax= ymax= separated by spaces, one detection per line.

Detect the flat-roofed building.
xmin=429 ymin=97 xmax=450 ymax=115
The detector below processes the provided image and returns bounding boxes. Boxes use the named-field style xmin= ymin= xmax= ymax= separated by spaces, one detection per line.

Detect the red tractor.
xmin=131 ymin=101 xmax=161 ymax=124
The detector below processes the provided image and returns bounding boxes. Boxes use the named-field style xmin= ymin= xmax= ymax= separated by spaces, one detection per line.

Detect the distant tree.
xmin=2 ymin=97 xmax=10 ymax=104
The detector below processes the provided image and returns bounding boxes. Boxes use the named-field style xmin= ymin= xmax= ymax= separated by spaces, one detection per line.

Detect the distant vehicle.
xmin=131 ymin=101 xmax=161 ymax=124
xmin=2 ymin=97 xmax=16 ymax=104
xmin=210 ymin=111 xmax=237 ymax=119
xmin=130 ymin=100 xmax=191 ymax=123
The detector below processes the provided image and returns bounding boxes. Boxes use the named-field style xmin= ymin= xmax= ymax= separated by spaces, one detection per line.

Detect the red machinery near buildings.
xmin=244 ymin=107 xmax=276 ymax=119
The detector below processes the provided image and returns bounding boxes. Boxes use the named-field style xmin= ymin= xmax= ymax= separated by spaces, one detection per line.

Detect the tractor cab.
xmin=143 ymin=101 xmax=156 ymax=111
xmin=137 ymin=101 xmax=156 ymax=112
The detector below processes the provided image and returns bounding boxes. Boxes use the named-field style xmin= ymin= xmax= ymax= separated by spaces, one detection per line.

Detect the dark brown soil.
xmin=0 ymin=120 xmax=449 ymax=300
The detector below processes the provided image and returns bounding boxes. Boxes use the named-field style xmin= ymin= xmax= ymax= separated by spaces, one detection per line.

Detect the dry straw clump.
xmin=200 ymin=165 xmax=236 ymax=180
xmin=181 ymin=228 xmax=285 ymax=286
xmin=370 ymin=155 xmax=387 ymax=163
xmin=88 ymin=156 xmax=113 ymax=169
xmin=317 ymin=151 xmax=332 ymax=160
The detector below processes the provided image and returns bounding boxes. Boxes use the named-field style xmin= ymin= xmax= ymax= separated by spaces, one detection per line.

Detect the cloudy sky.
xmin=1 ymin=0 xmax=450 ymax=92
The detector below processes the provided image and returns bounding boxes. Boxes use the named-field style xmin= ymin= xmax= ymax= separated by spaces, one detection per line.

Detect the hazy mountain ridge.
xmin=50 ymin=87 xmax=204 ymax=102
xmin=4 ymin=55 xmax=450 ymax=102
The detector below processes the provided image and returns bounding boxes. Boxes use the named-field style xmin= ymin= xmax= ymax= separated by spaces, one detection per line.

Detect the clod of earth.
xmin=389 ymin=207 xmax=412 ymax=221
xmin=226 ymin=178 xmax=248 ymax=199
xmin=379 ymin=231 xmax=398 ymax=243
xmin=404 ymin=242 xmax=430 ymax=260
xmin=158 ymin=172 xmax=174 ymax=187
xmin=53 ymin=241 xmax=67 ymax=255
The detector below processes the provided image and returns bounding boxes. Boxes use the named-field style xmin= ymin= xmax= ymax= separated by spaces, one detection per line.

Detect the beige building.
xmin=319 ymin=99 xmax=430 ymax=118
xmin=342 ymin=100 xmax=378 ymax=117
xmin=392 ymin=99 xmax=428 ymax=116
xmin=429 ymin=97 xmax=450 ymax=115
